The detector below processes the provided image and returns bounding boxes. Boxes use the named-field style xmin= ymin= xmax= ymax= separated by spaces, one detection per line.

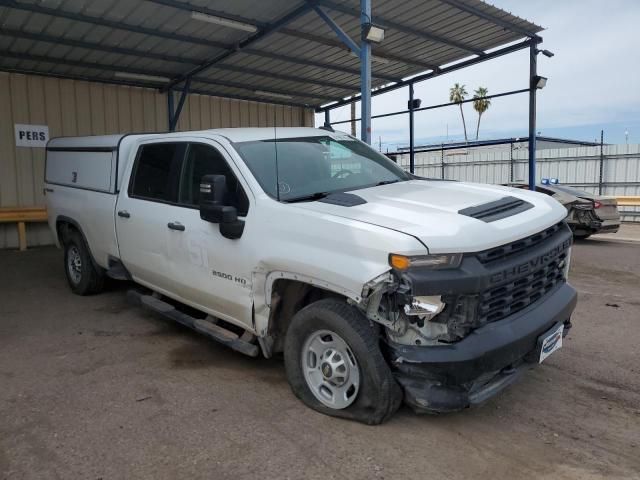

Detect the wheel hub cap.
xmin=67 ymin=246 xmax=82 ymax=284
xmin=301 ymin=330 xmax=360 ymax=410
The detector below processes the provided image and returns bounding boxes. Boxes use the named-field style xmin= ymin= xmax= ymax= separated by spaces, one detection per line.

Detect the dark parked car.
xmin=506 ymin=184 xmax=620 ymax=239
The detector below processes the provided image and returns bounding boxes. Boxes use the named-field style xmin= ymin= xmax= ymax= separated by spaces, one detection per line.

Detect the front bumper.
xmin=386 ymin=282 xmax=577 ymax=413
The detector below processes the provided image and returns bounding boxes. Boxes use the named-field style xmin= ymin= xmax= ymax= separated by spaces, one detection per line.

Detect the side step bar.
xmin=127 ymin=290 xmax=260 ymax=357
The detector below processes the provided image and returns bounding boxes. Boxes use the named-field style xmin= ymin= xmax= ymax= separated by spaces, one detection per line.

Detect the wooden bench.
xmin=0 ymin=206 xmax=48 ymax=251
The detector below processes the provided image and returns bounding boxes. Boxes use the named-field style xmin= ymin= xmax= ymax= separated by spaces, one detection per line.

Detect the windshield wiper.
xmin=376 ymin=179 xmax=400 ymax=186
xmin=284 ymin=191 xmax=330 ymax=203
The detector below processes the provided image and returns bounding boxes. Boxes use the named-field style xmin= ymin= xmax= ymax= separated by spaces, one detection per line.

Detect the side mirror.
xmin=219 ymin=206 xmax=245 ymax=240
xmin=199 ymin=174 xmax=227 ymax=223
xmin=199 ymin=174 xmax=245 ymax=239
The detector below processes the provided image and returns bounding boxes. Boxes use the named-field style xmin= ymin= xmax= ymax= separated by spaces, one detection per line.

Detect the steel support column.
xmin=360 ymin=0 xmax=372 ymax=144
xmin=409 ymin=83 xmax=415 ymax=174
xmin=324 ymin=110 xmax=331 ymax=128
xmin=528 ymin=41 xmax=539 ymax=191
xmin=598 ymin=130 xmax=604 ymax=194
xmin=167 ymin=88 xmax=175 ymax=131
xmin=168 ymin=78 xmax=191 ymax=131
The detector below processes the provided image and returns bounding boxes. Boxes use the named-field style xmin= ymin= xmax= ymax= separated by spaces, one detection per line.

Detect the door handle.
xmin=168 ymin=222 xmax=185 ymax=231
xmin=118 ymin=210 xmax=130 ymax=218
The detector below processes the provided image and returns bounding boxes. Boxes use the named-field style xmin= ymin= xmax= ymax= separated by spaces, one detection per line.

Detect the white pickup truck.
xmin=45 ymin=127 xmax=577 ymax=424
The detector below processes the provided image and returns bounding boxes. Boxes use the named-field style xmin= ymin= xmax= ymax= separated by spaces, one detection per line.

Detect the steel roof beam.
xmin=279 ymin=28 xmax=439 ymax=71
xmin=310 ymin=4 xmax=360 ymax=56
xmin=242 ymin=48 xmax=400 ymax=82
xmin=146 ymin=0 xmax=436 ymax=72
xmin=0 ymin=0 xmax=230 ymax=50
xmin=193 ymin=77 xmax=336 ymax=101
xmin=0 ymin=27 xmax=197 ymax=65
xmin=0 ymin=0 xmax=370 ymax=87
xmin=0 ymin=66 xmax=311 ymax=108
xmin=165 ymin=3 xmax=314 ymax=90
xmin=315 ymin=0 xmax=485 ymax=55
xmin=437 ymin=0 xmax=539 ymax=39
xmin=317 ymin=38 xmax=534 ymax=111
xmin=0 ymin=50 xmax=328 ymax=103
xmin=0 ymin=26 xmax=356 ymax=92
xmin=207 ymin=64 xmax=358 ymax=93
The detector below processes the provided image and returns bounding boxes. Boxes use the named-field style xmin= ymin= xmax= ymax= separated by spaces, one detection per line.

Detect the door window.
xmin=130 ymin=143 xmax=183 ymax=202
xmin=178 ymin=143 xmax=249 ymax=216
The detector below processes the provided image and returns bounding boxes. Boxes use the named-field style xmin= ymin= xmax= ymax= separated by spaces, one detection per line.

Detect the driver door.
xmin=164 ymin=141 xmax=254 ymax=329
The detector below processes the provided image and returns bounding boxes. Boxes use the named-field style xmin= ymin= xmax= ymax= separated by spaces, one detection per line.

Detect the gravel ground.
xmin=1 ymin=241 xmax=639 ymax=480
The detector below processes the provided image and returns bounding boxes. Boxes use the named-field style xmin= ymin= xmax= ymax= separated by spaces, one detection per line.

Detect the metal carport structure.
xmin=0 ymin=0 xmax=545 ymax=187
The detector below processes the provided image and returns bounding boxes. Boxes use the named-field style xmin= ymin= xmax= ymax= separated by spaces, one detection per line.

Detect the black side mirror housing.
xmin=199 ymin=174 xmax=245 ymax=239
xmin=199 ymin=174 xmax=227 ymax=223
xmin=219 ymin=206 xmax=245 ymax=239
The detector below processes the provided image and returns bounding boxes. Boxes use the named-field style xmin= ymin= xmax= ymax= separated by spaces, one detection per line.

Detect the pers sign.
xmin=15 ymin=124 xmax=49 ymax=148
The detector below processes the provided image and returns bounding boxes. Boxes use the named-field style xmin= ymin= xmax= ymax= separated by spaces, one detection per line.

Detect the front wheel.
xmin=63 ymin=230 xmax=105 ymax=295
xmin=284 ymin=299 xmax=402 ymax=424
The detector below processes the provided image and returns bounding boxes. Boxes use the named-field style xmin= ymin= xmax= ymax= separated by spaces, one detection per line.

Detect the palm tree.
xmin=449 ymin=83 xmax=468 ymax=142
xmin=473 ymin=87 xmax=491 ymax=140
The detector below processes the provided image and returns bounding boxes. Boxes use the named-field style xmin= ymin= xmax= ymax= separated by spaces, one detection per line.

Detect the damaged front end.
xmin=357 ymin=222 xmax=578 ymax=413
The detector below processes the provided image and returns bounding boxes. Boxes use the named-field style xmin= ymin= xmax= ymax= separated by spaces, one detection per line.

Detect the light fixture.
xmin=363 ymin=23 xmax=385 ymax=43
xmin=114 ymin=72 xmax=170 ymax=83
xmin=191 ymin=11 xmax=258 ymax=33
xmin=536 ymin=49 xmax=555 ymax=58
xmin=349 ymin=50 xmax=390 ymax=64
xmin=407 ymin=98 xmax=422 ymax=110
xmin=254 ymin=90 xmax=293 ymax=100
xmin=533 ymin=75 xmax=548 ymax=89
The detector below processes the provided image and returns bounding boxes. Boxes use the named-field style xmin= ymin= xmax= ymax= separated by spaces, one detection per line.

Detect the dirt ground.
xmin=1 ymin=239 xmax=639 ymax=480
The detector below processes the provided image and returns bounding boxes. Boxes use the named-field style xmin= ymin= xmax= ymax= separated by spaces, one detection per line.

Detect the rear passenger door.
xmin=164 ymin=141 xmax=254 ymax=329
xmin=116 ymin=142 xmax=185 ymax=293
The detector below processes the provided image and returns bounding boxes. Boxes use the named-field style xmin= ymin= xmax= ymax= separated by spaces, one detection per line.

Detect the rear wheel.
xmin=284 ymin=298 xmax=402 ymax=424
xmin=63 ymin=230 xmax=105 ymax=295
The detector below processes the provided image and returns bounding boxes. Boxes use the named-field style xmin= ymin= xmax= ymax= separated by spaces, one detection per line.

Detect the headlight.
xmin=404 ymin=295 xmax=446 ymax=318
xmin=389 ymin=253 xmax=462 ymax=271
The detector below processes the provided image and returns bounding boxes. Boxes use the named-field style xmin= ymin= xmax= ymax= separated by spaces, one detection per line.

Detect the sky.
xmin=315 ymin=0 xmax=640 ymax=152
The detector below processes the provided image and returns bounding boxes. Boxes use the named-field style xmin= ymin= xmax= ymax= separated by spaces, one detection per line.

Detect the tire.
xmin=284 ymin=298 xmax=402 ymax=425
xmin=63 ymin=230 xmax=105 ymax=295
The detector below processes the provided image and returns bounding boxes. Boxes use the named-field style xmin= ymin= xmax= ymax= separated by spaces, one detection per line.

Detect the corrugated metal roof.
xmin=0 ymin=0 xmax=542 ymax=108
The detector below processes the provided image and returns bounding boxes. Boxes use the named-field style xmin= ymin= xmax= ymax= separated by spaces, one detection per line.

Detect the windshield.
xmin=234 ymin=135 xmax=410 ymax=202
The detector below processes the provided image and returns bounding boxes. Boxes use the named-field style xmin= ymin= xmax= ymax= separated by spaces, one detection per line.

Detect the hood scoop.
xmin=318 ymin=192 xmax=366 ymax=207
xmin=458 ymin=196 xmax=533 ymax=223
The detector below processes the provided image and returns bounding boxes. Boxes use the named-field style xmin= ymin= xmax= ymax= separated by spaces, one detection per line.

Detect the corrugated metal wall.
xmin=0 ymin=72 xmax=314 ymax=249
xmin=396 ymin=144 xmax=640 ymax=222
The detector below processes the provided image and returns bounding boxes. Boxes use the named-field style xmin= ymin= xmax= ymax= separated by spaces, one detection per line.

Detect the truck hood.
xmin=291 ymin=180 xmax=568 ymax=253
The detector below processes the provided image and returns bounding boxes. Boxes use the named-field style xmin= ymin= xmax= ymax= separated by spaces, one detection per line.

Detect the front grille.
xmin=477 ymin=251 xmax=567 ymax=324
xmin=476 ymin=222 xmax=564 ymax=264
